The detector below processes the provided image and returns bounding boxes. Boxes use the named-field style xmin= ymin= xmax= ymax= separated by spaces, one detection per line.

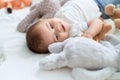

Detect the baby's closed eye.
xmin=54 ymin=34 xmax=59 ymax=42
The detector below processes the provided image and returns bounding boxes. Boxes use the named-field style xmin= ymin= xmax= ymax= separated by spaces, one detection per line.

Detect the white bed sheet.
xmin=0 ymin=3 xmax=120 ymax=80
xmin=0 ymin=7 xmax=73 ymax=80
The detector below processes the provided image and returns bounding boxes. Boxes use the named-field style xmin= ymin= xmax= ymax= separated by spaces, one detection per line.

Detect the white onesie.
xmin=54 ymin=0 xmax=102 ymax=37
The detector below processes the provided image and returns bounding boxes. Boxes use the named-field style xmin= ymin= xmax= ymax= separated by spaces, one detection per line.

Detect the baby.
xmin=26 ymin=18 xmax=105 ymax=53
xmin=25 ymin=0 xmax=103 ymax=53
xmin=26 ymin=0 xmax=120 ymax=53
xmin=17 ymin=0 xmax=120 ymax=33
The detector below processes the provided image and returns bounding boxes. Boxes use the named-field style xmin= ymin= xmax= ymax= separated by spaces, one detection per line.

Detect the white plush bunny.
xmin=40 ymin=37 xmax=118 ymax=70
xmin=39 ymin=35 xmax=120 ymax=80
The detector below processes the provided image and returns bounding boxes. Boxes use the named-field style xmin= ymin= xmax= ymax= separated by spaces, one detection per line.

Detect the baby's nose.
xmin=55 ymin=24 xmax=63 ymax=32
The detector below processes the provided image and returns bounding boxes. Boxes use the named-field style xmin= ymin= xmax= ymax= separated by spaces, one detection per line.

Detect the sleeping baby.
xmin=25 ymin=0 xmax=110 ymax=53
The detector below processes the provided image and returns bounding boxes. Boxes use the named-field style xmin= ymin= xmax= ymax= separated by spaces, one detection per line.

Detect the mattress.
xmin=0 ymin=1 xmax=120 ymax=80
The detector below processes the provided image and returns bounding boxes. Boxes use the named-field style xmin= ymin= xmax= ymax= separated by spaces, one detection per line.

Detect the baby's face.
xmin=36 ymin=18 xmax=70 ymax=46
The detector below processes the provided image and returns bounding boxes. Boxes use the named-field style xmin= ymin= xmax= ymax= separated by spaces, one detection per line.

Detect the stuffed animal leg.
xmin=72 ymin=67 xmax=116 ymax=80
xmin=39 ymin=52 xmax=68 ymax=70
xmin=30 ymin=0 xmax=68 ymax=11
xmin=17 ymin=0 xmax=69 ymax=32
xmin=17 ymin=0 xmax=61 ymax=32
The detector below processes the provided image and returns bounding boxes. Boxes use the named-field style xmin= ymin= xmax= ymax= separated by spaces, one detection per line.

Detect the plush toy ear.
xmin=48 ymin=38 xmax=71 ymax=53
xmin=48 ymin=42 xmax=65 ymax=53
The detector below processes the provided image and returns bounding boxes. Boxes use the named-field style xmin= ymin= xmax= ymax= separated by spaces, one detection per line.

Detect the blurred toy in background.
xmin=105 ymin=4 xmax=120 ymax=29
xmin=0 ymin=0 xmax=32 ymax=13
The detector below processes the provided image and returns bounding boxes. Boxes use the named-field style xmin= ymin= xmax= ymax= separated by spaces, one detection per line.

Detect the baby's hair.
xmin=26 ymin=20 xmax=49 ymax=53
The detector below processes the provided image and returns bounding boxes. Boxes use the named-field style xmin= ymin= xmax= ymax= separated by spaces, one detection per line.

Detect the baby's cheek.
xmin=59 ymin=33 xmax=69 ymax=42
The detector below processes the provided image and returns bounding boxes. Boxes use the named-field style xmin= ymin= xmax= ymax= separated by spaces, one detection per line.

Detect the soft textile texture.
xmin=0 ymin=0 xmax=120 ymax=80
xmin=40 ymin=35 xmax=120 ymax=80
xmin=40 ymin=37 xmax=119 ymax=70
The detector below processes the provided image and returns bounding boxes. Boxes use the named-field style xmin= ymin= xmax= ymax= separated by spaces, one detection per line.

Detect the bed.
xmin=0 ymin=0 xmax=120 ymax=80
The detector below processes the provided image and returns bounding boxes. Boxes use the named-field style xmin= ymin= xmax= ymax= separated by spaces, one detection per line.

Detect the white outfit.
xmin=54 ymin=0 xmax=102 ymax=37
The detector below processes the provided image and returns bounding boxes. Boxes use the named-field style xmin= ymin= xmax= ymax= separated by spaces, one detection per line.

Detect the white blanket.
xmin=0 ymin=5 xmax=120 ymax=80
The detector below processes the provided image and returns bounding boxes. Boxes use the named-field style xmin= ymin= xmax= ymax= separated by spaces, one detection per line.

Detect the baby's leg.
xmin=17 ymin=0 xmax=61 ymax=32
xmin=39 ymin=52 xmax=67 ymax=70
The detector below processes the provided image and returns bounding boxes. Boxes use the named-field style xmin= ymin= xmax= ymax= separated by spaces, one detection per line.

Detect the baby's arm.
xmin=82 ymin=18 xmax=104 ymax=39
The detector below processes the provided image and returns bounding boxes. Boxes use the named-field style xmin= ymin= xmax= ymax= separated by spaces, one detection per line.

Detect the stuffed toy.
xmin=0 ymin=0 xmax=32 ymax=13
xmin=17 ymin=0 xmax=69 ymax=32
xmin=39 ymin=35 xmax=119 ymax=70
xmin=105 ymin=4 xmax=120 ymax=29
xmin=71 ymin=67 xmax=116 ymax=80
xmin=39 ymin=34 xmax=120 ymax=80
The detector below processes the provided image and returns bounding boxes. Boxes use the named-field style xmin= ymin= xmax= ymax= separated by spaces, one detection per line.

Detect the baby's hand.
xmin=82 ymin=33 xmax=93 ymax=39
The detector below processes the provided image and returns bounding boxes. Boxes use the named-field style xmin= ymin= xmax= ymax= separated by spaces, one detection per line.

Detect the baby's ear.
xmin=48 ymin=42 xmax=65 ymax=53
